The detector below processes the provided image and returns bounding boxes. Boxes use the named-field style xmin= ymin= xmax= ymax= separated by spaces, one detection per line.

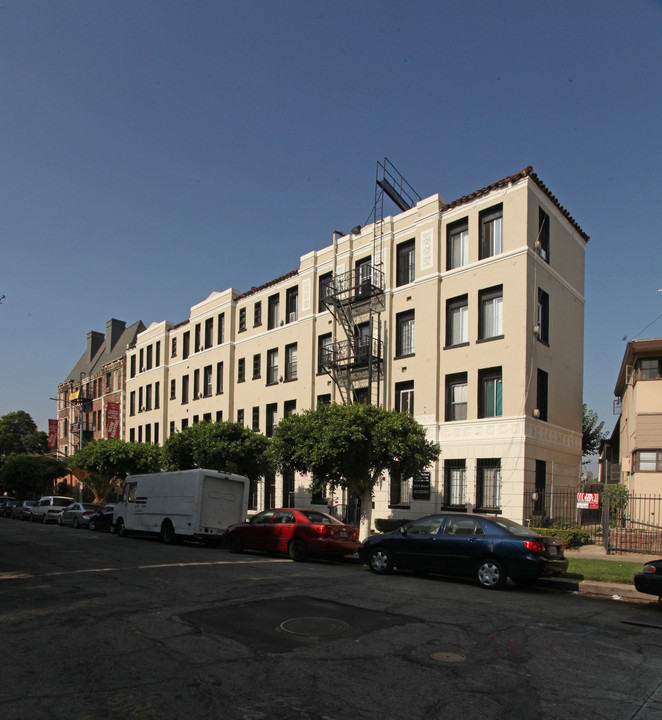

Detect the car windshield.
xmin=491 ymin=517 xmax=540 ymax=537
xmin=54 ymin=498 xmax=73 ymax=507
xmin=299 ymin=510 xmax=343 ymax=525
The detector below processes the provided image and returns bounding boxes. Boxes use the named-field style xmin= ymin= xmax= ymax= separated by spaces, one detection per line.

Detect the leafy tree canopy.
xmin=0 ymin=410 xmax=48 ymax=458
xmin=582 ymin=403 xmax=607 ymax=456
xmin=70 ymin=439 xmax=162 ymax=502
xmin=161 ymin=421 xmax=273 ymax=481
xmin=271 ymin=403 xmax=440 ymax=538
xmin=0 ymin=454 xmax=69 ymax=499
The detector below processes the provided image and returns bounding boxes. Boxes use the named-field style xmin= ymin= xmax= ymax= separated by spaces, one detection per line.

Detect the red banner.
xmin=48 ymin=419 xmax=58 ymax=449
xmin=106 ymin=402 xmax=121 ymax=439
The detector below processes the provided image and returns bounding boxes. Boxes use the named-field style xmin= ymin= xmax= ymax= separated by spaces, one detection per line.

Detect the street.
xmin=1 ymin=519 xmax=661 ymax=720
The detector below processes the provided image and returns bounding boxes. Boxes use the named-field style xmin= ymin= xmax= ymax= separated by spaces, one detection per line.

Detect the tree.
xmin=0 ymin=454 xmax=69 ymax=498
xmin=0 ymin=411 xmax=48 ymax=459
xmin=70 ymin=439 xmax=162 ymax=502
xmin=582 ymin=404 xmax=607 ymax=457
xmin=271 ymin=403 xmax=440 ymax=540
xmin=161 ymin=421 xmax=273 ymax=480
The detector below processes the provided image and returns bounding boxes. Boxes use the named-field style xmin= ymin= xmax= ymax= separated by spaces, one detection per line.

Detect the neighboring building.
xmin=610 ymin=338 xmax=662 ymax=493
xmin=56 ymin=319 xmax=145 ymax=467
xmin=124 ymin=166 xmax=588 ymax=526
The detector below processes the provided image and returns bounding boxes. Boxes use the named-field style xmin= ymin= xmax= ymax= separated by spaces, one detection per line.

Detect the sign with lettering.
xmin=412 ymin=471 xmax=431 ymax=500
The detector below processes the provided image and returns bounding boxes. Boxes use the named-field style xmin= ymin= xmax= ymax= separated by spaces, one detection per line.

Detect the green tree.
xmin=0 ymin=454 xmax=69 ymax=498
xmin=582 ymin=404 xmax=607 ymax=456
xmin=70 ymin=439 xmax=162 ymax=502
xmin=0 ymin=410 xmax=48 ymax=459
xmin=271 ymin=403 xmax=440 ymax=540
xmin=161 ymin=421 xmax=273 ymax=480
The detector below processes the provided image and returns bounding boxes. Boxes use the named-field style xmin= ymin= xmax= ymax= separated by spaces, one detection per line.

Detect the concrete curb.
xmin=537 ymin=576 xmax=655 ymax=603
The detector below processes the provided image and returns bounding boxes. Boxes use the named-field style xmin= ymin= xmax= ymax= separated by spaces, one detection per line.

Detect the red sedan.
xmin=225 ymin=508 xmax=360 ymax=562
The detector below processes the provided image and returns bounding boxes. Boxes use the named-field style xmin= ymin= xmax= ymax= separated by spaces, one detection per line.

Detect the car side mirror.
xmin=398 ymin=526 xmax=407 ymax=536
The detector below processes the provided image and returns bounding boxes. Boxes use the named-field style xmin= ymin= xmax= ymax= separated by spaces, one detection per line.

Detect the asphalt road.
xmin=1 ymin=518 xmax=661 ymax=720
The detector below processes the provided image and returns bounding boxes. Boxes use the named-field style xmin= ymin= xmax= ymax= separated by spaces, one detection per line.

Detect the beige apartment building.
xmin=124 ymin=166 xmax=588 ymax=526
xmin=610 ymin=338 xmax=662 ymax=494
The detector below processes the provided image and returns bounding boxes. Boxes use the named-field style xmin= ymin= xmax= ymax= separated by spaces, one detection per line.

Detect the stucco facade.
xmin=124 ymin=167 xmax=587 ymax=526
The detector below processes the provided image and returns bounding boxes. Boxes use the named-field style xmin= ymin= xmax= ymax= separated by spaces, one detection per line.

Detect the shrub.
xmin=530 ymin=524 xmax=591 ymax=549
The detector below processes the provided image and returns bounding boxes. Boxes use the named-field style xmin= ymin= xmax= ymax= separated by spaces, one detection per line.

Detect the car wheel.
xmin=58 ymin=515 xmax=63 ymax=526
xmin=42 ymin=514 xmax=48 ymax=524
xmin=160 ymin=520 xmax=177 ymax=545
xmin=73 ymin=518 xmax=79 ymax=529
xmin=116 ymin=518 xmax=127 ymax=537
xmin=288 ymin=538 xmax=307 ymax=562
xmin=227 ymin=533 xmax=243 ymax=554
xmin=368 ymin=547 xmax=394 ymax=575
xmin=475 ymin=558 xmax=507 ymax=589
xmin=89 ymin=520 xmax=96 ymax=531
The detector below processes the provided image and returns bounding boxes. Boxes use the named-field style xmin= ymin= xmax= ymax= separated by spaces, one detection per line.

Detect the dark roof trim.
xmin=444 ymin=166 xmax=590 ymax=243
xmin=614 ymin=337 xmax=662 ymax=395
xmin=238 ymin=269 xmax=298 ymax=300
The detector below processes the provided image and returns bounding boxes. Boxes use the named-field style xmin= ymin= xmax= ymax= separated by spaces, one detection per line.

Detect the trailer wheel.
xmin=116 ymin=518 xmax=127 ymax=537
xmin=227 ymin=533 xmax=243 ymax=554
xmin=160 ymin=519 xmax=177 ymax=545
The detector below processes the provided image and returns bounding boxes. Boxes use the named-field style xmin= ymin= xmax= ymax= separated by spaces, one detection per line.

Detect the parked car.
xmin=12 ymin=500 xmax=36 ymax=520
xmin=0 ymin=496 xmax=17 ymax=515
xmin=225 ymin=508 xmax=360 ymax=561
xmin=2 ymin=499 xmax=21 ymax=518
xmin=358 ymin=512 xmax=568 ymax=589
xmin=31 ymin=496 xmax=75 ymax=523
xmin=634 ymin=560 xmax=662 ymax=600
xmin=88 ymin=504 xmax=116 ymax=532
xmin=58 ymin=502 xmax=101 ymax=528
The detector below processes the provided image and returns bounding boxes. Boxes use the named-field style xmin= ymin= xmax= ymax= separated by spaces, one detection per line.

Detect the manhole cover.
xmin=280 ymin=616 xmax=350 ymax=637
xmin=430 ymin=651 xmax=466 ymax=663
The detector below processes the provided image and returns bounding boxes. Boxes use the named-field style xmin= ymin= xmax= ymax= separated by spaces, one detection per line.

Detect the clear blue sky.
xmin=2 ymin=0 xmax=661 ymax=447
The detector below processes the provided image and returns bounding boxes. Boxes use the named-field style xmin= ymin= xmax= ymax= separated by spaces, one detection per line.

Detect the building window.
xmin=286 ymin=286 xmax=298 ymax=323
xmin=129 ymin=428 xmax=135 ymax=442
xmin=479 ymin=285 xmax=503 ymax=340
xmin=639 ymin=358 xmax=661 ymax=380
xmin=237 ymin=358 xmax=245 ymax=383
xmin=205 ymin=318 xmax=213 ymax=349
xmin=446 ymin=295 xmax=468 ymax=347
xmin=252 ymin=406 xmax=260 ymax=432
xmin=479 ymin=204 xmax=503 ymax=259
xmin=536 ymin=369 xmax=548 ymax=421
xmin=181 ymin=375 xmax=189 ymax=404
xmin=389 ymin=469 xmax=409 ymax=508
xmin=268 ymin=294 xmax=279 ymax=330
xmin=444 ymin=460 xmax=466 ymax=507
xmin=154 ymin=382 xmax=160 ymax=409
xmin=139 ymin=348 xmax=144 ymax=372
xmin=265 ymin=403 xmax=278 ymax=438
xmin=355 ymin=257 xmax=372 ymax=298
xmin=395 ymin=310 xmax=415 ymax=357
xmin=477 ymin=459 xmax=501 ymax=510
xmin=130 ymin=355 xmax=136 ymax=378
xmin=537 ymin=288 xmax=549 ymax=344
xmin=182 ymin=331 xmax=190 ymax=359
xmin=193 ymin=369 xmax=200 ymax=399
xmin=318 ymin=271 xmax=333 ymax=312
xmin=534 ymin=460 xmax=546 ymax=514
xmin=317 ymin=393 xmax=331 ymax=406
xmin=254 ymin=301 xmax=262 ymax=327
xmin=154 ymin=423 xmax=159 ymax=444
xmin=285 ymin=343 xmax=298 ymax=381
xmin=145 ymin=424 xmax=151 ymax=444
xmin=195 ymin=323 xmax=201 ymax=352
xmin=170 ymin=379 xmax=176 ymax=400
xmin=396 ymin=239 xmax=415 ymax=286
xmin=203 ymin=365 xmax=213 ymax=397
xmin=138 ymin=426 xmax=142 ymax=443
xmin=146 ymin=345 xmax=153 ymax=370
xmin=317 ymin=333 xmax=332 ymax=373
xmin=129 ymin=391 xmax=136 ymax=417
xmin=446 ymin=373 xmax=468 ymax=421
xmin=181 ymin=418 xmax=188 ymax=430
xmin=169 ymin=420 xmax=175 ymax=436
xmin=239 ymin=307 xmax=247 ymax=332
xmin=217 ymin=313 xmax=225 ymax=344
xmin=171 ymin=337 xmax=177 ymax=358
xmin=479 ymin=367 xmax=502 ymax=418
xmin=447 ymin=218 xmax=469 ymax=270
xmin=105 ymin=373 xmax=112 ymax=393
xmin=252 ymin=353 xmax=261 ymax=380
xmin=267 ymin=349 xmax=278 ymax=385
xmin=237 ymin=409 xmax=244 ymax=426
xmin=284 ymin=399 xmax=296 ymax=416
xmin=395 ymin=381 xmax=414 ymax=415
xmin=637 ymin=451 xmax=662 ymax=472
xmin=538 ymin=208 xmax=550 ymax=263
xmin=215 ymin=411 xmax=222 ymax=422
xmin=216 ymin=362 xmax=224 ymax=394
xmin=145 ymin=384 xmax=152 ymax=411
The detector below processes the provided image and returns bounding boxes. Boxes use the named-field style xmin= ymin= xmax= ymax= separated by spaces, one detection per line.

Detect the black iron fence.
xmin=523 ymin=488 xmax=662 ymax=555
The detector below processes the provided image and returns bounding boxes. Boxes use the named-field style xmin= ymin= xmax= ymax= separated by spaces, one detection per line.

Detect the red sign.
xmin=577 ymin=492 xmax=600 ymax=510
xmin=106 ymin=402 xmax=121 ymax=439
xmin=48 ymin=419 xmax=58 ymax=449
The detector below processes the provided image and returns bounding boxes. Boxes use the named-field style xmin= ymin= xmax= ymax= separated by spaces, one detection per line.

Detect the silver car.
xmin=58 ymin=502 xmax=101 ymax=528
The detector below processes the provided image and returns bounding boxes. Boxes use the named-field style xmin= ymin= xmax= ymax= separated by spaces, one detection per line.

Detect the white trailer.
xmin=113 ymin=469 xmax=250 ymax=544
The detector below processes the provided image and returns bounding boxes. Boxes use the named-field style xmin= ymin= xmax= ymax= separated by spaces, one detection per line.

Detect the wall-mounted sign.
xmin=412 ymin=471 xmax=431 ymax=500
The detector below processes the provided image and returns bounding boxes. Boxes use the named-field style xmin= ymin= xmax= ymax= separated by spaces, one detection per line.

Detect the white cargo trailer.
xmin=113 ymin=469 xmax=250 ymax=544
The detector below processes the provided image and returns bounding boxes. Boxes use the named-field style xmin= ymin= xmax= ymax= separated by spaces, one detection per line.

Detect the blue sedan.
xmin=358 ymin=512 xmax=568 ymax=589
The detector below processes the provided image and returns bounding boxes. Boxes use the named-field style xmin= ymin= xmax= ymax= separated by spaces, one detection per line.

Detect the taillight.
xmin=316 ymin=525 xmax=333 ymax=536
xmin=523 ymin=540 xmax=545 ymax=553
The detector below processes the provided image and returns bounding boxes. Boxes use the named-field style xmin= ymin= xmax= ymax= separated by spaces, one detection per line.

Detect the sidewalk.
xmin=541 ymin=545 xmax=660 ymax=603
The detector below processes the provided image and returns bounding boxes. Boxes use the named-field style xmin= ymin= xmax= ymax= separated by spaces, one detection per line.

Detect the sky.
xmin=1 ymin=0 xmax=662 ymax=450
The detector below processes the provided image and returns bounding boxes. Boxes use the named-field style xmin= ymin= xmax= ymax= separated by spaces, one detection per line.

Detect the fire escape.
xmin=319 ymin=158 xmax=420 ymax=406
